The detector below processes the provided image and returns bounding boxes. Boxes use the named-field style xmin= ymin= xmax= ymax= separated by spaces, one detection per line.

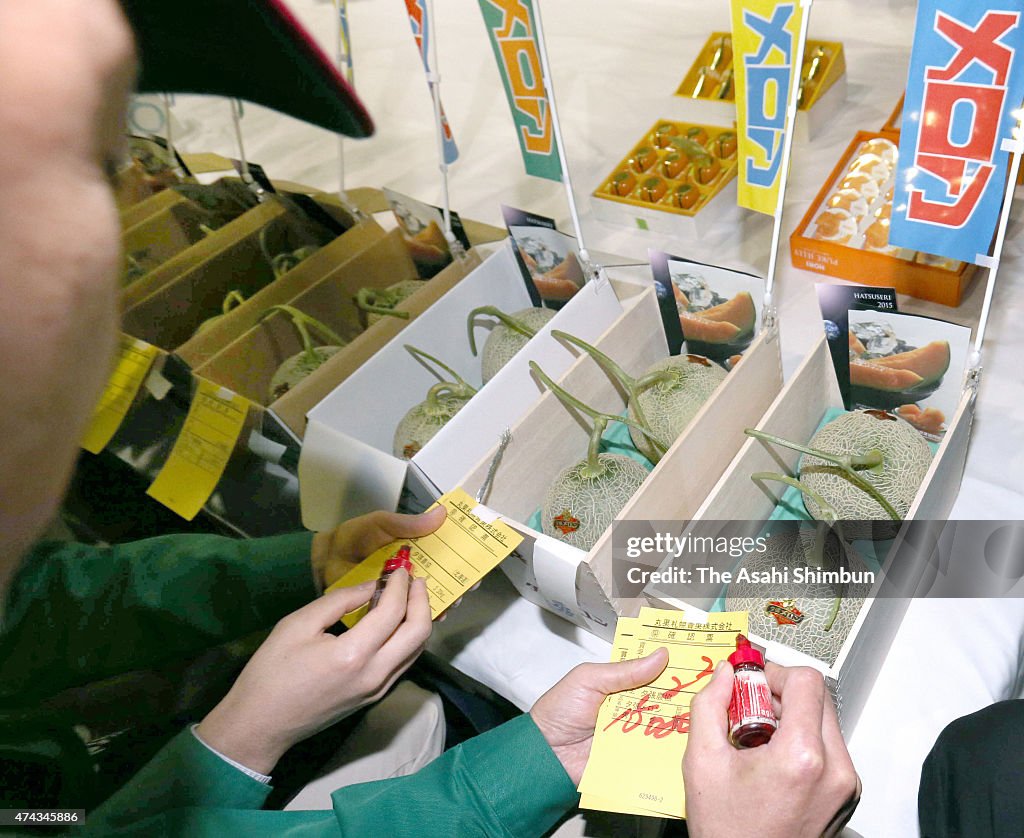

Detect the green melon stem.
xmin=222 ymin=290 xmax=246 ymax=315
xmin=751 ymin=472 xmax=839 ymax=525
xmin=404 ymin=345 xmax=477 ymax=396
xmin=530 ymin=361 xmax=662 ymax=479
xmin=468 ymin=306 xmax=539 ymax=356
xmin=356 ymin=288 xmax=411 ymax=320
xmin=261 ymin=304 xmax=345 ymax=367
xmin=745 ymin=428 xmax=901 ymax=522
xmin=424 ymin=382 xmax=469 ymax=413
xmin=549 ymin=330 xmax=661 ymax=451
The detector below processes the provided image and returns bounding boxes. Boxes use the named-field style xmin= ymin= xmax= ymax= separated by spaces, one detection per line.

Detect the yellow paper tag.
xmin=578 ymin=609 xmax=749 ymax=819
xmin=81 ymin=335 xmax=160 ymax=454
xmin=146 ymin=379 xmax=250 ymax=520
xmin=329 ymin=488 xmax=523 ymax=625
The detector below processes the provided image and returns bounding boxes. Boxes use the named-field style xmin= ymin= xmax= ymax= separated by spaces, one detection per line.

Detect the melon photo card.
xmin=649 ymin=249 xmax=763 ymax=365
xmin=500 ymin=205 xmax=586 ymax=310
xmin=847 ymin=310 xmax=970 ymax=442
xmin=816 ymin=284 xmax=898 ymax=408
xmin=383 ymin=188 xmax=470 ymax=278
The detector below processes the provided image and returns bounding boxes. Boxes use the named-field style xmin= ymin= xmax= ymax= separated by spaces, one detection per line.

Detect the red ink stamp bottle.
xmin=727 ymin=634 xmax=778 ymax=748
xmin=368 ymin=545 xmax=414 ymax=610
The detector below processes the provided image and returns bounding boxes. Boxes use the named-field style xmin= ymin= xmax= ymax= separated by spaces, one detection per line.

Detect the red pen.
xmin=368 ymin=545 xmax=414 ymax=610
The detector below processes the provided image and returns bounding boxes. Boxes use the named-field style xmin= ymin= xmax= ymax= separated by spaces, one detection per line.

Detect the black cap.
xmin=120 ymin=0 xmax=374 ymax=138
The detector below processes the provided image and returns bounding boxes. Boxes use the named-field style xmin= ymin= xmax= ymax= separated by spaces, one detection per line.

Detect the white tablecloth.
xmin=163 ymin=1 xmax=1024 ymax=834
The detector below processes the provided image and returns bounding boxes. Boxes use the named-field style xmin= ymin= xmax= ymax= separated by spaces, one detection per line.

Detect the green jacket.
xmin=85 ymin=712 xmax=575 ymax=836
xmin=0 ymin=534 xmax=578 ymax=835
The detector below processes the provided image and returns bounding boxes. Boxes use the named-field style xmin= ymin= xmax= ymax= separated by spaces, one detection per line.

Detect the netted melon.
xmin=542 ymin=454 xmax=649 ymax=550
xmin=194 ymin=290 xmax=246 ymax=337
xmin=393 ymin=346 xmax=477 ymax=460
xmin=531 ymin=362 xmax=659 ymax=551
xmin=355 ymin=280 xmax=423 ymax=326
xmin=262 ymin=305 xmax=348 ymax=403
xmin=552 ymin=331 xmax=726 ymax=464
xmin=800 ymin=410 xmax=931 ymax=521
xmin=467 ymin=306 xmax=556 ymax=383
xmin=725 ymin=526 xmax=871 ymax=667
xmin=745 ymin=409 xmax=932 ymax=532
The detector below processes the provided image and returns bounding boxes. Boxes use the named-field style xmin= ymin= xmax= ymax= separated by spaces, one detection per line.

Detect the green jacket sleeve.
xmin=85 ymin=714 xmax=578 ymax=837
xmin=0 ymin=531 xmax=316 ymax=703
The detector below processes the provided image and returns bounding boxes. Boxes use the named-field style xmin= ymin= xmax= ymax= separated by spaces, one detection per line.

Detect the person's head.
xmin=0 ymin=0 xmax=136 ymax=586
xmin=0 ymin=0 xmax=372 ymax=595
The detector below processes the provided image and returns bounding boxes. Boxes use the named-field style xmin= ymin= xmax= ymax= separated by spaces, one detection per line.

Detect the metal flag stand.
xmin=228 ymin=98 xmax=264 ymax=201
xmin=333 ymin=0 xmax=367 ymax=220
xmin=530 ymin=1 xmax=602 ymax=284
xmin=425 ymin=0 xmax=467 ymax=260
xmin=964 ymin=107 xmax=1024 ymax=396
xmin=760 ymin=0 xmax=815 ymax=334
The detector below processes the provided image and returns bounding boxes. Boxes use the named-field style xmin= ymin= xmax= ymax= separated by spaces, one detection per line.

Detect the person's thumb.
xmin=283 ymin=582 xmax=376 ymax=636
xmin=381 ymin=505 xmax=447 ymax=538
xmin=686 ymin=659 xmax=735 ymax=753
xmin=578 ymin=647 xmax=670 ymax=698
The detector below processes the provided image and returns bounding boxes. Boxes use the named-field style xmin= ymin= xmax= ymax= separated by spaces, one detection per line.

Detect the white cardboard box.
xmin=298 ymin=241 xmax=631 ymax=528
xmin=644 ymin=333 xmax=975 ymax=734
xmin=452 ymin=279 xmax=785 ymax=639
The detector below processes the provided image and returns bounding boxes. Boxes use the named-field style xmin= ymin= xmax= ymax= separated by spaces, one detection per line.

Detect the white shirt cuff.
xmin=190 ymin=724 xmax=272 ymax=785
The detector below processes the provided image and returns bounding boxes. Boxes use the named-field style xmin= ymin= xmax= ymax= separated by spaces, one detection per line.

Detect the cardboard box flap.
xmin=300 ymin=418 xmax=409 ymax=525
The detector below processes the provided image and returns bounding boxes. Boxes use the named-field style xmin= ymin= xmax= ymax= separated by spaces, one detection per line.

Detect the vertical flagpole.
xmin=762 ymin=0 xmax=813 ymax=321
xmin=968 ymin=108 xmax=1023 ymax=379
xmin=161 ymin=93 xmax=178 ymax=173
xmin=335 ymin=0 xmax=348 ymax=197
xmin=334 ymin=0 xmax=365 ymax=219
xmin=531 ymin=1 xmax=593 ymax=269
xmin=229 ymin=98 xmax=260 ymax=197
xmin=425 ymin=0 xmax=465 ymax=258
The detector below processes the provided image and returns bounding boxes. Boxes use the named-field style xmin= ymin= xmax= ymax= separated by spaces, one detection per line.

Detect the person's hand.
xmin=311 ymin=506 xmax=447 ymax=590
xmin=530 ymin=648 xmax=669 ymax=784
xmin=196 ymin=568 xmax=431 ymax=775
xmin=683 ymin=661 xmax=861 ymax=838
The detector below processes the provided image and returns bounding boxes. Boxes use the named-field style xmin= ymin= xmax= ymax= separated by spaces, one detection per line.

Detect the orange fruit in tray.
xmin=812 ymin=208 xmax=857 ymax=244
xmin=670 ymin=184 xmax=699 ymax=209
xmin=609 ymin=170 xmax=636 ymax=196
xmin=638 ymin=176 xmax=668 ymax=202
xmin=653 ymin=123 xmax=679 ymax=148
xmin=840 ymin=172 xmax=880 ymax=201
xmin=630 ymin=146 xmax=657 ymax=172
xmin=849 ymin=152 xmax=891 ymax=182
xmin=859 ymin=137 xmax=898 ymax=164
xmin=864 ymin=219 xmax=890 ymax=251
xmin=661 ymin=153 xmax=687 ymax=179
xmin=690 ymin=157 xmax=721 ymax=186
xmin=685 ymin=126 xmax=709 ymax=145
xmin=713 ymin=131 xmax=737 ymax=159
xmin=827 ymin=188 xmax=869 ymax=218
